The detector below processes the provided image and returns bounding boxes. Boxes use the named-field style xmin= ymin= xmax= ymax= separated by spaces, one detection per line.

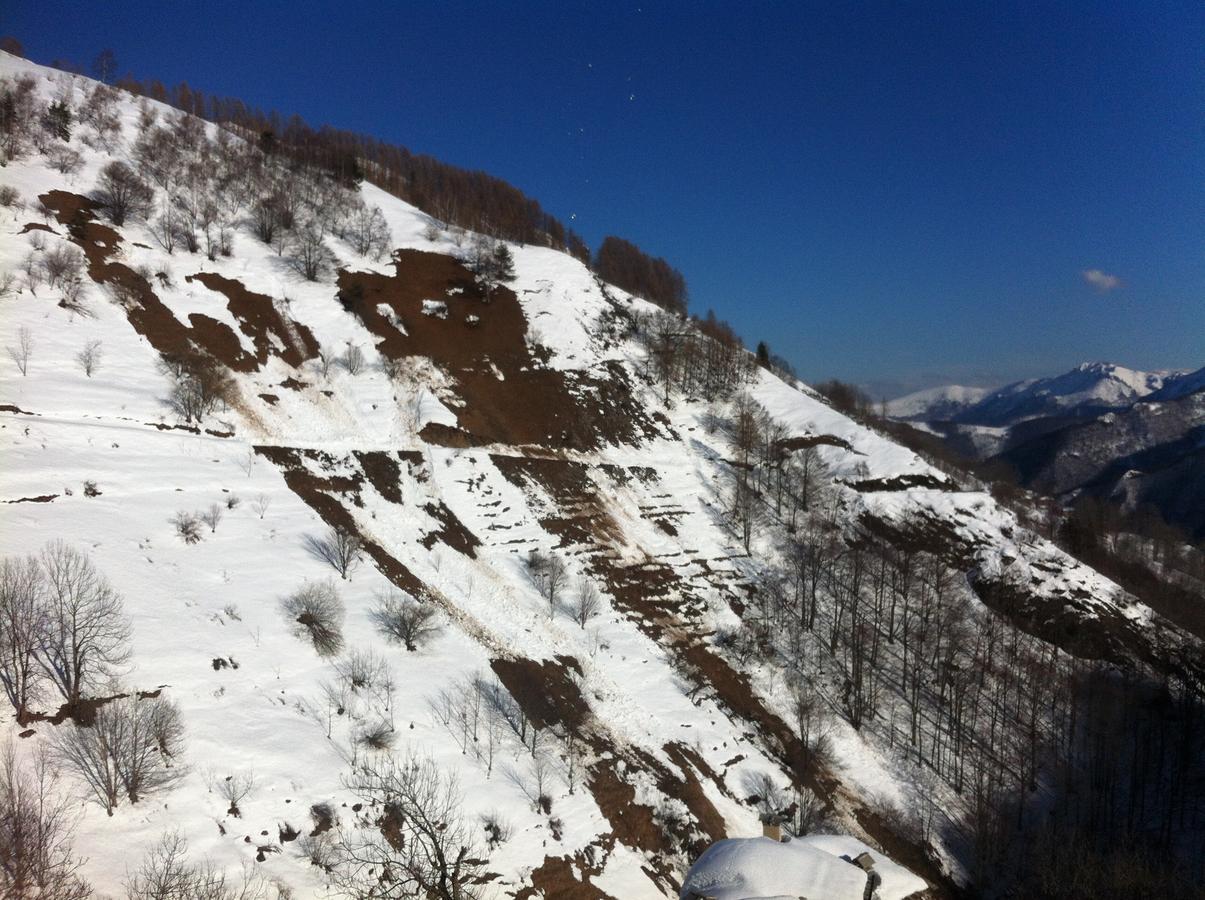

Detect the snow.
xmin=957 ymin=361 xmax=1178 ymax=425
xmin=679 ymin=835 xmax=925 ymax=900
xmin=885 ymin=384 xmax=989 ymax=420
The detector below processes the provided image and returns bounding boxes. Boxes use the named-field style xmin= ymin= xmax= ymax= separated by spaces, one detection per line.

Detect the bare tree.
xmin=282 ymin=580 xmax=345 ymax=656
xmin=210 ymin=770 xmax=256 ymax=817
xmin=91 ymin=49 xmax=117 ymax=84
xmin=348 ymin=204 xmax=392 ymax=260
xmin=335 ymin=648 xmax=389 ymax=695
xmin=171 ymin=511 xmax=203 ymax=544
xmin=0 ymin=554 xmax=45 ymax=716
xmin=160 ymin=354 xmax=234 ymax=424
xmin=544 ymin=555 xmax=568 ymax=619
xmin=45 ymin=143 xmax=83 ymax=176
xmin=7 ymin=325 xmax=32 ymax=376
xmin=336 ymin=752 xmax=484 ymax=900
xmin=53 ymin=693 xmax=186 ymax=814
xmin=42 ymin=246 xmax=84 ymax=291
xmin=338 ymin=343 xmax=366 ymax=376
xmin=251 ymin=493 xmax=271 ymax=520
xmin=75 ymin=340 xmax=102 ymax=377
xmin=199 ymin=503 xmax=223 ymax=534
xmin=504 ymin=749 xmax=554 ymax=814
xmin=36 ymin=541 xmax=131 ymax=708
xmin=0 ymin=740 xmax=93 ymax=900
xmin=303 ymin=526 xmax=362 ymax=580
xmin=371 ymin=591 xmax=440 ymax=651
xmin=95 ymin=161 xmax=153 ymax=226
xmin=125 ymin=830 xmax=271 ymax=899
xmin=571 ymin=577 xmax=601 ymax=628
xmin=288 ymin=220 xmax=334 ymax=282
xmin=21 ymin=252 xmax=43 ymax=295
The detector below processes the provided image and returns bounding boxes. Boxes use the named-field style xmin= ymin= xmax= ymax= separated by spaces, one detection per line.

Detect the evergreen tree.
xmin=43 ymin=101 xmax=71 ymax=142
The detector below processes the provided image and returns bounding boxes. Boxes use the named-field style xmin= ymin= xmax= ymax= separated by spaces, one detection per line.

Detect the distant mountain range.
xmin=887 ymin=362 xmax=1205 ymax=539
xmin=890 ymin=362 xmax=1194 ymax=427
xmin=885 ymin=384 xmax=990 ymax=421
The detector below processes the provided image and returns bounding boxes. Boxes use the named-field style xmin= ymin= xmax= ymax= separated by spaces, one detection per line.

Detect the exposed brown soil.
xmin=40 ymin=191 xmax=201 ymax=362
xmin=185 ymin=272 xmax=320 ymax=368
xmin=17 ymin=687 xmax=163 ymax=728
xmin=490 ymin=656 xmax=588 ymax=733
xmin=419 ymin=421 xmax=491 ymax=448
xmin=419 ymin=501 xmax=480 ymax=558
xmin=845 ymin=473 xmax=952 ymax=492
xmin=337 ymin=251 xmax=665 ymax=450
xmin=5 ymin=494 xmax=58 ymax=503
xmin=39 ymin=191 xmax=316 ymax=377
xmin=254 ymin=445 xmax=428 ymax=601
xmin=492 ymin=454 xmax=626 ymax=548
xmin=488 ymin=653 xmax=729 ymax=891
xmin=0 ymin=404 xmax=37 ymax=415
xmin=776 ymin=434 xmax=856 ymax=453
xmin=19 ymin=221 xmax=56 ymax=234
xmin=352 ymin=450 xmax=404 ymax=504
xmin=515 ymin=854 xmax=618 ymax=900
xmin=187 ymin=312 xmax=257 ymax=371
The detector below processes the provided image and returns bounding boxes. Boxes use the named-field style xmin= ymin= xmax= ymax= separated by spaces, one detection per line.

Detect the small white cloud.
xmin=1083 ymin=268 xmax=1122 ymax=292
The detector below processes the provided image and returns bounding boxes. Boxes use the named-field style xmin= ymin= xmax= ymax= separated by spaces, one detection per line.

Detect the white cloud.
xmin=1082 ymin=268 xmax=1122 ymax=292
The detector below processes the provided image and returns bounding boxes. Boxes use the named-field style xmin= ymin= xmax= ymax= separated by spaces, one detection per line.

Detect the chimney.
xmin=759 ymin=811 xmax=787 ymax=842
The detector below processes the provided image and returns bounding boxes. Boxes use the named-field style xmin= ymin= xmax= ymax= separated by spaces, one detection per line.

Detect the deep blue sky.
xmin=7 ymin=1 xmax=1202 ymax=396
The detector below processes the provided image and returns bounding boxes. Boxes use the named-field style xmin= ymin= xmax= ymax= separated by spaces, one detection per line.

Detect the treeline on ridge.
xmin=9 ymin=39 xmax=695 ymax=315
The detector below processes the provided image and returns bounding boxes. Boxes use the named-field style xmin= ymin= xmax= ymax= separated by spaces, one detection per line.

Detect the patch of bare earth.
xmin=39 ymin=191 xmax=316 ymax=376
xmin=337 ymin=250 xmax=667 ymax=450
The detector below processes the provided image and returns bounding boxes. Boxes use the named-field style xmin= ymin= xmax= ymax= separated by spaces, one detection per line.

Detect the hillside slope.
xmin=2 ymin=53 xmax=1201 ymax=898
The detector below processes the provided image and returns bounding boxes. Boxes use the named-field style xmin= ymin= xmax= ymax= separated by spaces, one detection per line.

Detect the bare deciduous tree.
xmin=303 ymin=526 xmax=362 ymax=580
xmin=336 ymin=753 xmax=484 ymax=900
xmin=7 ymin=325 xmax=33 ymax=376
xmin=53 ymin=693 xmax=185 ymax=814
xmin=338 ymin=343 xmax=366 ymax=376
xmin=125 ymin=830 xmax=271 ymax=899
xmin=347 ymin=204 xmax=391 ymax=260
xmin=95 ymin=161 xmax=153 ymax=226
xmin=37 ymin=541 xmax=131 ymax=708
xmin=282 ymin=580 xmax=345 ymax=657
xmin=571 ymin=577 xmax=601 ymax=629
xmin=160 ymin=354 xmax=234 ymax=424
xmin=42 ymin=246 xmax=84 ymax=291
xmin=209 ymin=770 xmax=255 ymax=817
xmin=0 ymin=740 xmax=93 ymax=900
xmin=288 ymin=220 xmax=334 ymax=282
xmin=200 ymin=503 xmax=223 ymax=534
xmin=75 ymin=340 xmax=102 ymax=377
xmin=371 ymin=591 xmax=440 ymax=651
xmin=171 ymin=511 xmax=203 ymax=544
xmin=0 ymin=555 xmax=45 ymax=716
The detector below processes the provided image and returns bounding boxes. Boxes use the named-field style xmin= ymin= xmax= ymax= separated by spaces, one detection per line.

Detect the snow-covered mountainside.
xmin=951 ymin=362 xmax=1176 ymax=428
xmin=997 ymin=388 xmax=1205 ymax=540
xmin=885 ymin=385 xmax=989 ymax=422
xmin=1147 ymin=364 xmax=1205 ymax=403
xmin=2 ymin=53 xmax=1201 ymax=899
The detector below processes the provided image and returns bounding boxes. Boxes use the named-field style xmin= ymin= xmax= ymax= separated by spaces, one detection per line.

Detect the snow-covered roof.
xmin=679 ymin=835 xmax=927 ymax=900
